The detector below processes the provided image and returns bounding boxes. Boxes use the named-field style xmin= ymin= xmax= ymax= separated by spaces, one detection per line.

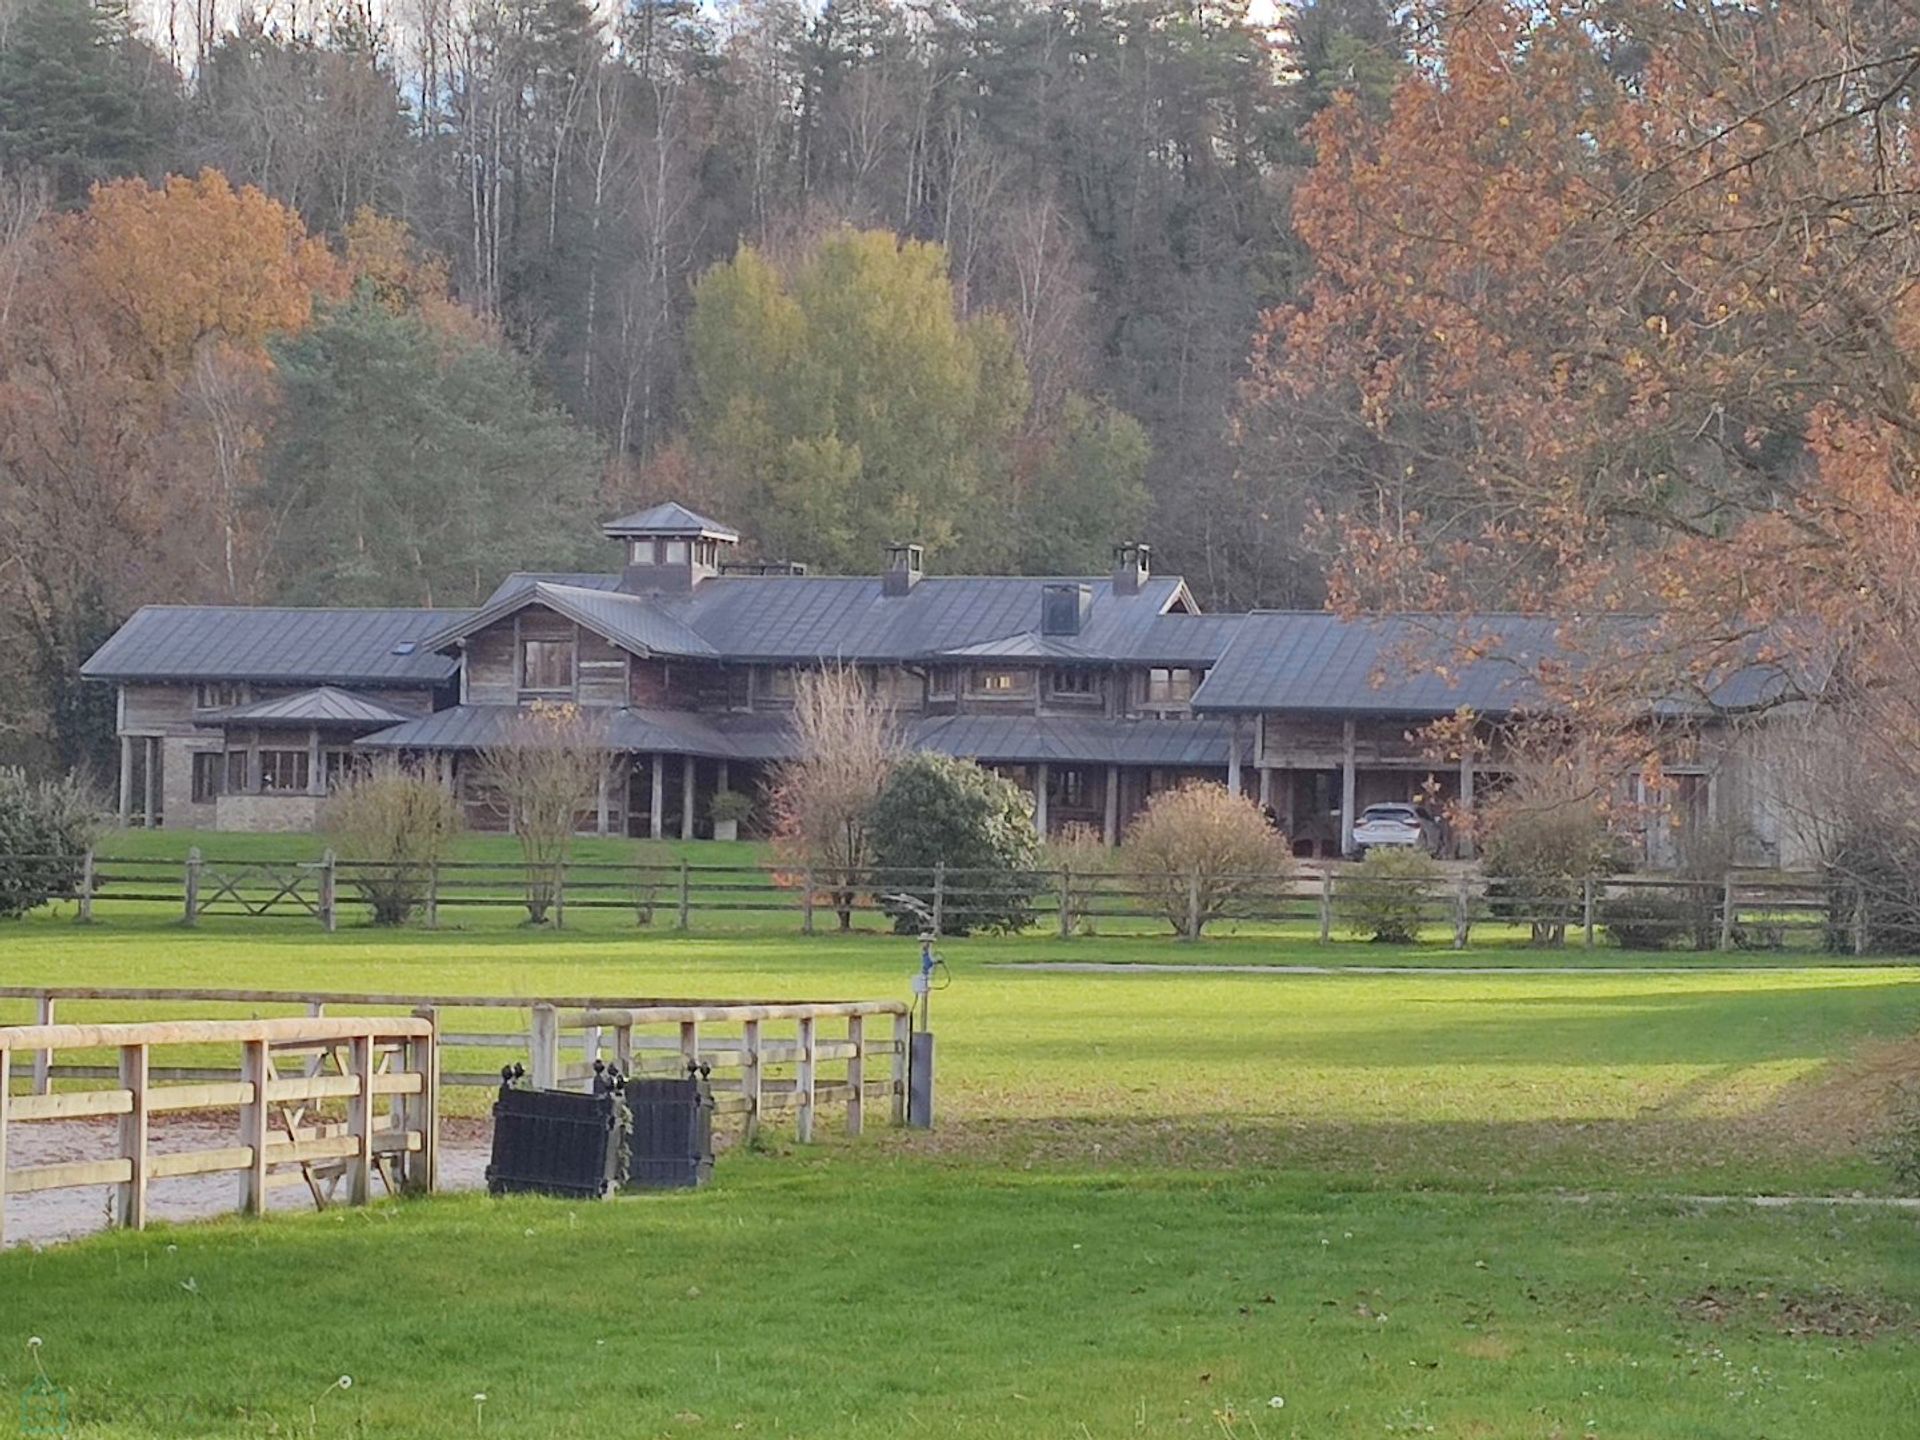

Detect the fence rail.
xmin=0 ymin=1014 xmax=437 ymax=1244
xmin=12 ymin=848 xmax=1877 ymax=951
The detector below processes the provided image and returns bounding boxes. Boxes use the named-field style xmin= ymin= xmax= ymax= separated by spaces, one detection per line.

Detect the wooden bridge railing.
xmin=0 ymin=1014 xmax=437 ymax=1245
xmin=1 ymin=988 xmax=915 ymax=1144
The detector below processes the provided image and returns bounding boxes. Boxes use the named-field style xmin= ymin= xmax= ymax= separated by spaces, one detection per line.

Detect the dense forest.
xmin=0 ymin=0 xmax=1404 ymax=771
xmin=8 ymin=0 xmax=1920 ymax=809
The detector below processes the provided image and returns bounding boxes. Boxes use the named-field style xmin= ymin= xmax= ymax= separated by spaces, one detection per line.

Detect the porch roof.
xmin=203 ymin=686 xmax=415 ymax=728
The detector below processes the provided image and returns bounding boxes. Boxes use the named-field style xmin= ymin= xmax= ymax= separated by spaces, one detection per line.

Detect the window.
xmin=627 ymin=538 xmax=655 ymax=566
xmin=927 ymin=667 xmax=956 ymax=700
xmin=970 ymin=668 xmax=1033 ymax=697
xmin=726 ymin=668 xmax=752 ymax=711
xmin=195 ymin=682 xmax=248 ymax=710
xmin=191 ymin=752 xmax=222 ymax=803
xmin=259 ymin=749 xmax=309 ymax=793
xmin=1049 ymin=669 xmax=1099 ymax=699
xmin=664 ymin=539 xmax=689 ymax=565
xmin=1145 ymin=668 xmax=1197 ymax=706
xmin=1052 ymin=766 xmax=1092 ymax=809
xmin=763 ymin=666 xmax=796 ymax=701
xmin=521 ymin=638 xmax=574 ymax=693
xmin=226 ymin=751 xmax=250 ymax=793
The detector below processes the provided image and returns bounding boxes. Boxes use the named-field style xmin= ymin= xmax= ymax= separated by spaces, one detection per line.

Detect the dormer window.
xmin=664 ymin=539 xmax=689 ymax=565
xmin=195 ymin=681 xmax=249 ymax=710
xmin=521 ymin=638 xmax=575 ymax=693
xmin=628 ymin=539 xmax=655 ymax=566
xmin=1145 ymin=667 xmax=1198 ymax=706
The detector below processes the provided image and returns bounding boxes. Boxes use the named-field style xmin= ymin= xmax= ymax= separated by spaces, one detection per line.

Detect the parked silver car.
xmin=1349 ymin=803 xmax=1443 ymax=857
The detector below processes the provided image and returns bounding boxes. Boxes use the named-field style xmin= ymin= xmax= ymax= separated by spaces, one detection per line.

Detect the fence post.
xmin=1853 ymin=884 xmax=1868 ymax=956
xmin=116 ymin=1042 xmax=150 ymax=1230
xmin=239 ymin=1038 xmax=269 ymax=1216
xmin=677 ymin=859 xmax=691 ymax=930
xmin=425 ymin=861 xmax=439 ymax=929
xmin=31 ymin=994 xmax=53 ymax=1096
xmin=932 ymin=861 xmax=946 ymax=939
xmin=846 ymin=1014 xmax=865 ymax=1137
xmin=1719 ymin=873 xmax=1737 ymax=951
xmin=1582 ymin=875 xmax=1596 ymax=947
xmin=890 ymin=1010 xmax=910 ymax=1126
xmin=183 ymin=846 xmax=201 ymax=927
xmin=77 ymin=847 xmax=95 ymax=924
xmin=802 ymin=866 xmax=815 ymax=936
xmin=1185 ymin=871 xmax=1201 ymax=941
xmin=1452 ymin=875 xmax=1470 ymax=950
xmin=796 ymin=1015 xmax=816 ymax=1143
xmin=319 ymin=848 xmax=337 ymax=933
xmin=347 ymin=1034 xmax=374 ymax=1206
xmin=0 ymin=1050 xmax=10 ymax=1248
xmin=408 ymin=1006 xmax=440 ymax=1194
xmin=1058 ymin=864 xmax=1072 ymax=939
xmin=553 ymin=859 xmax=566 ymax=930
xmin=529 ymin=1003 xmax=560 ymax=1089
xmin=1318 ymin=871 xmax=1333 ymax=944
xmin=741 ymin=1019 xmax=762 ymax=1144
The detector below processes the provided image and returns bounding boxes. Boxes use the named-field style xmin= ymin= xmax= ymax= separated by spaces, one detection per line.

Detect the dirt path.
xmin=2 ymin=1116 xmax=493 ymax=1249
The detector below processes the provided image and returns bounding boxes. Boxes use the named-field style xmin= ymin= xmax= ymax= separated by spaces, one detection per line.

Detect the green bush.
xmin=708 ymin=788 xmax=755 ymax=825
xmin=0 ymin=768 xmax=100 ymax=918
xmin=1342 ymin=848 xmax=1439 ymax=943
xmin=868 ymin=753 xmax=1039 ymax=935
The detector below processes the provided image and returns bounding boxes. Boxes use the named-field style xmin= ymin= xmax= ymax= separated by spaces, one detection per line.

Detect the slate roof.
xmin=206 ymin=687 xmax=414 ymax=728
xmin=80 ymin=607 xmax=465 ymax=685
xmin=1190 ymin=613 xmax=1823 ymax=717
xmin=602 ymin=502 xmax=740 ymax=540
xmin=356 ymin=704 xmax=1232 ymax=766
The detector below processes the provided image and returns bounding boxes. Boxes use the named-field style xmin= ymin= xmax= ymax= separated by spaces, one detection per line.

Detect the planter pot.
xmin=712 ymin=819 xmax=739 ymax=843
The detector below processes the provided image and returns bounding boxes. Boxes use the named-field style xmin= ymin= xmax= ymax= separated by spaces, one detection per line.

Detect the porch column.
xmin=1226 ymin=719 xmax=1243 ymax=796
xmin=307 ymin=726 xmax=324 ymax=797
xmin=1033 ymin=763 xmax=1050 ymax=839
xmin=1339 ymin=718 xmax=1356 ymax=856
xmin=649 ymin=753 xmax=665 ymax=840
xmin=1257 ymin=765 xmax=1273 ymax=809
xmin=1103 ymin=764 xmax=1120 ymax=846
xmin=681 ymin=754 xmax=696 ymax=840
xmin=717 ymin=759 xmax=730 ymax=794
xmin=143 ymin=737 xmax=158 ymax=829
xmin=1458 ymin=754 xmax=1476 ymax=860
xmin=595 ymin=762 xmax=610 ymax=837
xmin=118 ymin=735 xmax=133 ymax=824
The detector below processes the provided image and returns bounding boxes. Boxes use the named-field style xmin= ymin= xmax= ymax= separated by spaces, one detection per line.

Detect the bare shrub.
xmin=1045 ymin=821 xmax=1111 ymax=935
xmin=769 ymin=665 xmax=901 ymax=930
xmin=323 ymin=760 xmax=462 ymax=925
xmin=1477 ymin=726 xmax=1628 ymax=946
xmin=477 ymin=701 xmax=611 ymax=924
xmin=1124 ymin=782 xmax=1292 ymax=938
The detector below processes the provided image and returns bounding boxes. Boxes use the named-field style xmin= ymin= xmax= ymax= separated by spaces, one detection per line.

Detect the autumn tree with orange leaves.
xmin=1240 ymin=1 xmax=1920 ymax=857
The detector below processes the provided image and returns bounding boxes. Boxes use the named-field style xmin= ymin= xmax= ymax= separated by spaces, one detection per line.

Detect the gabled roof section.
xmin=1190 ymin=612 xmax=1825 ymax=717
xmin=654 ymin=573 xmax=1192 ymax=663
xmin=422 ymin=582 xmax=717 ymax=659
xmin=602 ymin=502 xmax=740 ymax=541
xmin=81 ymin=607 xmax=465 ymax=685
xmin=357 ymin=704 xmax=737 ymax=756
xmin=485 ymin=572 xmax=623 ymax=607
xmin=206 ymin=686 xmax=414 ymax=728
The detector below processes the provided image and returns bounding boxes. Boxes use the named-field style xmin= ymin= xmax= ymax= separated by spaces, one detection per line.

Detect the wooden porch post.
xmin=595 ymin=762 xmax=610 ymax=837
xmin=1458 ymin=754 xmax=1476 ymax=859
xmin=1339 ymin=719 xmax=1357 ymax=857
xmin=680 ymin=754 xmax=696 ymax=840
xmin=1103 ymin=764 xmax=1121 ymax=845
xmin=306 ymin=726 xmax=323 ymax=797
xmin=118 ymin=735 xmax=133 ymax=824
xmin=649 ymin=753 xmax=665 ymax=839
xmin=1033 ymin=762 xmax=1050 ymax=839
xmin=1226 ymin=718 xmax=1243 ymax=795
xmin=143 ymin=736 xmax=158 ymax=829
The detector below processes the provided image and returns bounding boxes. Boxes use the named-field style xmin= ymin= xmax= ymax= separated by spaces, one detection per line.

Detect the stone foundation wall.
xmin=214 ymin=793 xmax=324 ymax=834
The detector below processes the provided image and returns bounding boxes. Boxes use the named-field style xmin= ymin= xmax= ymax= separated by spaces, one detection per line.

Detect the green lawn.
xmin=3 ymin=895 xmax=1918 ymax=1436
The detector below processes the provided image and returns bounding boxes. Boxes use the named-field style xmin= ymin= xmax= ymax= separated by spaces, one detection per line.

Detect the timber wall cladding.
xmin=577 ymin=630 xmax=628 ymax=706
xmin=465 ymin=621 xmax=519 ymax=703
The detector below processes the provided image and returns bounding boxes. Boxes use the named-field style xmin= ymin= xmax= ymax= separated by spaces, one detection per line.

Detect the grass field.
xmin=3 ymin=835 xmax=1919 ymax=1436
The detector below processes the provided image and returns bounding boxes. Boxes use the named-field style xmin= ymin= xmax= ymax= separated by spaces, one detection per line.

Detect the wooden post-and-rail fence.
xmin=0 ymin=1015 xmax=437 ymax=1246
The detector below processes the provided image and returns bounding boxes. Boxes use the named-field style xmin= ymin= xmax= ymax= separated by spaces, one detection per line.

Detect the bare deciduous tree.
xmin=769 ymin=664 xmax=900 ymax=930
xmin=477 ymin=700 xmax=610 ymax=923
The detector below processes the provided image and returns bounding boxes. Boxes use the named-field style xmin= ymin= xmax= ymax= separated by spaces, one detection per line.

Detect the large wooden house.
xmin=81 ymin=503 xmax=1817 ymax=864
